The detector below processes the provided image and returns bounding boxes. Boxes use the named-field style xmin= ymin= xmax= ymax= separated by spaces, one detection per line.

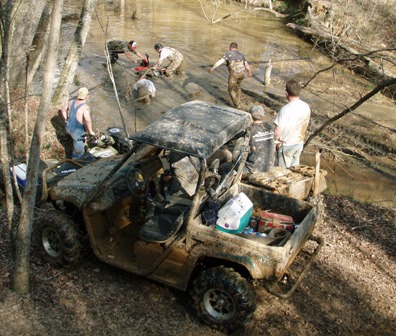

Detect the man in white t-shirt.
xmin=152 ymin=43 xmax=184 ymax=77
xmin=133 ymin=71 xmax=156 ymax=104
xmin=274 ymin=80 xmax=310 ymax=168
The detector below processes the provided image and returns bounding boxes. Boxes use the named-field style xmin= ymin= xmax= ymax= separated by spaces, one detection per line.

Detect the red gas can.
xmin=258 ymin=211 xmax=294 ymax=232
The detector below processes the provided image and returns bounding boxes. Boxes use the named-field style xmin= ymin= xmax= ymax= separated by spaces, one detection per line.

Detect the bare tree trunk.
xmin=26 ymin=2 xmax=52 ymax=85
xmin=7 ymin=0 xmax=47 ymax=87
xmin=0 ymin=101 xmax=14 ymax=228
xmin=12 ymin=0 xmax=64 ymax=295
xmin=304 ymin=78 xmax=396 ymax=148
xmin=0 ymin=0 xmax=16 ymax=229
xmin=52 ymin=0 xmax=98 ymax=109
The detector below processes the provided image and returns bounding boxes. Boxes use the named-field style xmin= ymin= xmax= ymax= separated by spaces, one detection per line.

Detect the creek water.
xmin=63 ymin=0 xmax=395 ymax=207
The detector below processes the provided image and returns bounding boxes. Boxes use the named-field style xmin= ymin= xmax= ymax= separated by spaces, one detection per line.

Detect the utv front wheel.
xmin=36 ymin=210 xmax=82 ymax=268
xmin=190 ymin=266 xmax=256 ymax=331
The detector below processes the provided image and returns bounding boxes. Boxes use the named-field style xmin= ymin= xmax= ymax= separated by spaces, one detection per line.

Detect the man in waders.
xmin=208 ymin=42 xmax=252 ymax=108
xmin=152 ymin=43 xmax=184 ymax=77
xmin=60 ymin=87 xmax=95 ymax=159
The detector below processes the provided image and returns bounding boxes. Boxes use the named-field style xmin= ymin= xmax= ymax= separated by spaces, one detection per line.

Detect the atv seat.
xmin=138 ymin=200 xmax=190 ymax=243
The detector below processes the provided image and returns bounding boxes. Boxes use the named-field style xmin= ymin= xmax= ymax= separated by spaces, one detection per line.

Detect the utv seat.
xmin=138 ymin=199 xmax=190 ymax=243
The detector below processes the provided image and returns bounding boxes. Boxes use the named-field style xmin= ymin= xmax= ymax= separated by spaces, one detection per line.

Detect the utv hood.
xmin=49 ymin=156 xmax=122 ymax=208
xmin=129 ymin=101 xmax=252 ymax=158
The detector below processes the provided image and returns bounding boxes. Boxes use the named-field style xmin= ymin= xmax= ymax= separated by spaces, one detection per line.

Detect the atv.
xmin=1 ymin=127 xmax=130 ymax=204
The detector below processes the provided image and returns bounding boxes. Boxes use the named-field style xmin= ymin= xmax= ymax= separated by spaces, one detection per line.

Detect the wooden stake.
xmin=264 ymin=59 xmax=272 ymax=86
xmin=313 ymin=150 xmax=321 ymax=196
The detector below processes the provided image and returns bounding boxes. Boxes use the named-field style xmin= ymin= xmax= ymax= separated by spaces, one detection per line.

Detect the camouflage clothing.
xmin=107 ymin=40 xmax=137 ymax=64
xmin=222 ymin=50 xmax=248 ymax=108
xmin=157 ymin=47 xmax=184 ymax=76
xmin=223 ymin=51 xmax=247 ymax=74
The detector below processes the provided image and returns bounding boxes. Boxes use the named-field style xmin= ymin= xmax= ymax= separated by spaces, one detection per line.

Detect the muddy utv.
xmin=36 ymin=101 xmax=324 ymax=331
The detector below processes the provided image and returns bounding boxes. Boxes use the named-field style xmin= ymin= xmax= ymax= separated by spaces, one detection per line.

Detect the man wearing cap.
xmin=245 ymin=105 xmax=275 ymax=173
xmin=61 ymin=87 xmax=95 ymax=159
xmin=208 ymin=42 xmax=252 ymax=108
xmin=152 ymin=43 xmax=184 ymax=77
xmin=106 ymin=40 xmax=145 ymax=64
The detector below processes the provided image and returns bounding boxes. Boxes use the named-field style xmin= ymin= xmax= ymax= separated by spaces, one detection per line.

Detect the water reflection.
xmin=88 ymin=0 xmax=313 ymax=73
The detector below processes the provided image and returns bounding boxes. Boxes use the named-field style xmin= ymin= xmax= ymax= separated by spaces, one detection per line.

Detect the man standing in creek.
xmin=208 ymin=42 xmax=252 ymax=108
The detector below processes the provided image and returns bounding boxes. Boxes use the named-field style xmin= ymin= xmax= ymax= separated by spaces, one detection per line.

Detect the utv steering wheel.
xmin=126 ymin=167 xmax=149 ymax=199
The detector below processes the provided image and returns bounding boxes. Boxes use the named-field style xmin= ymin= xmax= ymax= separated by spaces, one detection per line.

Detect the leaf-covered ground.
xmin=1 ymin=194 xmax=395 ymax=336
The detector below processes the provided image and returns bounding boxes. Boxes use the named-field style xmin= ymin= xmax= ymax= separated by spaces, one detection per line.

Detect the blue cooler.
xmin=216 ymin=192 xmax=253 ymax=234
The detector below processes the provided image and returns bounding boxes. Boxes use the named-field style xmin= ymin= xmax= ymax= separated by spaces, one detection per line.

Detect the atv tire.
xmin=190 ymin=266 xmax=256 ymax=331
xmin=36 ymin=210 xmax=82 ymax=268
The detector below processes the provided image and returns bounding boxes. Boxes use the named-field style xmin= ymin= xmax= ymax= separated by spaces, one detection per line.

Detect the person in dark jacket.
xmin=245 ymin=105 xmax=275 ymax=173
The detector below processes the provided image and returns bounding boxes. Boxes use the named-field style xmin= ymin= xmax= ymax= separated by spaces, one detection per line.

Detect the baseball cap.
xmin=249 ymin=105 xmax=265 ymax=120
xmin=77 ymin=87 xmax=89 ymax=100
xmin=129 ymin=40 xmax=137 ymax=50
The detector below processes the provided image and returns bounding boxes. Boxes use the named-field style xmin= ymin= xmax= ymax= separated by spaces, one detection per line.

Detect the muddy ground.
xmin=0 ymin=193 xmax=395 ymax=335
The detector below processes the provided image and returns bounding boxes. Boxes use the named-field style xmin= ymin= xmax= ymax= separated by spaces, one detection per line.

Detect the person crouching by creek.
xmin=274 ymin=79 xmax=311 ymax=168
xmin=106 ymin=40 xmax=146 ymax=65
xmin=208 ymin=42 xmax=252 ymax=109
xmin=133 ymin=71 xmax=157 ymax=104
xmin=60 ymin=87 xmax=95 ymax=159
xmin=152 ymin=43 xmax=184 ymax=77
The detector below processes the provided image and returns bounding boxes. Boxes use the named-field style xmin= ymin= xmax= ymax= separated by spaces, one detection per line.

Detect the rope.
xmin=94 ymin=9 xmax=132 ymax=147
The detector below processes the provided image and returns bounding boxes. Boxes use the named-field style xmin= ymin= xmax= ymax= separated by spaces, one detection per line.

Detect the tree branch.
xmin=304 ymin=78 xmax=396 ymax=148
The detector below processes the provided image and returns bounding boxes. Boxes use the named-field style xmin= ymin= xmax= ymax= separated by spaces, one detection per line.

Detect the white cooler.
xmin=216 ymin=192 xmax=253 ymax=234
xmin=11 ymin=163 xmax=27 ymax=188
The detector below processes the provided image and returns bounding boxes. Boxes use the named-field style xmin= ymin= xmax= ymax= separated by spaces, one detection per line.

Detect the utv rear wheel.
xmin=190 ymin=266 xmax=256 ymax=331
xmin=36 ymin=210 xmax=82 ymax=268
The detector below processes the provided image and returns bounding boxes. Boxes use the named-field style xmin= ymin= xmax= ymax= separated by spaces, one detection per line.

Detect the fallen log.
xmin=252 ymin=7 xmax=288 ymax=18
